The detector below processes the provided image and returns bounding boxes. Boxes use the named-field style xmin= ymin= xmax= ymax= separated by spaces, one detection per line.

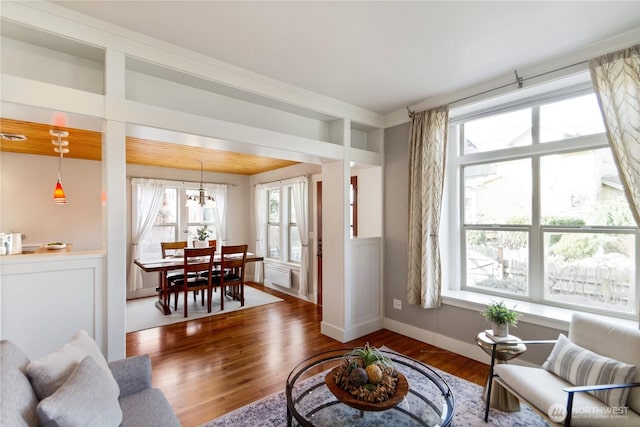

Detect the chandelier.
xmin=51 ymin=129 xmax=69 ymax=204
xmin=186 ymin=161 xmax=215 ymax=207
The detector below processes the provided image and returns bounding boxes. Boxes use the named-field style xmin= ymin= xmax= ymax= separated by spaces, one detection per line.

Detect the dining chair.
xmin=161 ymin=241 xmax=188 ymax=258
xmin=158 ymin=241 xmax=189 ymax=306
xmin=211 ymin=244 xmax=248 ymax=310
xmin=167 ymin=245 xmax=216 ymax=317
xmin=206 ymin=240 xmax=223 ymax=278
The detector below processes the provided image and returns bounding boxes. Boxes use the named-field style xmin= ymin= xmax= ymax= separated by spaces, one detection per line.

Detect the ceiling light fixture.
xmin=186 ymin=161 xmax=215 ymax=207
xmin=0 ymin=133 xmax=28 ymax=141
xmin=51 ymin=129 xmax=69 ymax=205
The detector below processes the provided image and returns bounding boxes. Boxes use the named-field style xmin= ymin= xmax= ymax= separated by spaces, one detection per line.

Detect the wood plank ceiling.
xmin=0 ymin=118 xmax=298 ymax=175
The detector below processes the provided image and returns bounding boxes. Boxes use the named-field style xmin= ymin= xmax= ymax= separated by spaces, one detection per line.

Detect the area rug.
xmin=202 ymin=349 xmax=550 ymax=427
xmin=126 ymin=286 xmax=283 ymax=332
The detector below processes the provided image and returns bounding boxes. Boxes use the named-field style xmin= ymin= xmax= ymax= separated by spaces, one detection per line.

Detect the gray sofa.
xmin=1 ymin=339 xmax=180 ymax=427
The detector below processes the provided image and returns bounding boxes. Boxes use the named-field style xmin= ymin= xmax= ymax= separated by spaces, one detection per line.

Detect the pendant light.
xmin=186 ymin=161 xmax=215 ymax=207
xmin=51 ymin=129 xmax=69 ymax=204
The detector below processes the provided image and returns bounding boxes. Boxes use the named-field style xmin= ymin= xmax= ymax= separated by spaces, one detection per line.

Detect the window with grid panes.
xmin=134 ymin=183 xmax=218 ymax=260
xmin=456 ymin=92 xmax=638 ymax=318
xmin=267 ymin=189 xmax=281 ymax=259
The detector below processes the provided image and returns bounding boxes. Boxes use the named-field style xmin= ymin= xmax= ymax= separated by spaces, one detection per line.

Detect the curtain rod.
xmin=127 ymin=176 xmax=237 ymax=187
xmin=254 ymin=174 xmax=308 ymax=187
xmin=406 ymin=59 xmax=590 ymax=116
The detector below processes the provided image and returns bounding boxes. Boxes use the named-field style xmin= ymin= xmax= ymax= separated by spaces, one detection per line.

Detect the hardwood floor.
xmin=126 ymin=283 xmax=489 ymax=427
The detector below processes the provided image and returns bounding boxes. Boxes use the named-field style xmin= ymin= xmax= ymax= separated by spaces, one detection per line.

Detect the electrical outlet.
xmin=393 ymin=299 xmax=402 ymax=310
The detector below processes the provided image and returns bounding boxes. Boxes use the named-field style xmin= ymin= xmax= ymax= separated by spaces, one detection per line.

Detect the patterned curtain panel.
xmin=589 ymin=45 xmax=640 ymax=227
xmin=407 ymin=106 xmax=449 ymax=308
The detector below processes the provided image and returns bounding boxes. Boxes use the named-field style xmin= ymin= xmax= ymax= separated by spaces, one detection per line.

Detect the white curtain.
xmin=589 ymin=45 xmax=640 ymax=228
xmin=205 ymin=183 xmax=228 ymax=248
xmin=128 ymin=179 xmax=166 ymax=292
xmin=292 ymin=177 xmax=310 ymax=296
xmin=254 ymin=185 xmax=268 ymax=282
xmin=407 ymin=106 xmax=449 ymax=309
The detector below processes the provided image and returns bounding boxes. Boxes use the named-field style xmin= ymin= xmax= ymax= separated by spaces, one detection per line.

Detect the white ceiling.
xmin=52 ymin=1 xmax=640 ymax=116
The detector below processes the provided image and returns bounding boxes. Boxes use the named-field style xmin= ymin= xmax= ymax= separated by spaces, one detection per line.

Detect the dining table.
xmin=134 ymin=252 xmax=263 ymax=315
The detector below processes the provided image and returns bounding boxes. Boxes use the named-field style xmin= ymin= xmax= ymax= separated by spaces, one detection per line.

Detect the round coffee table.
xmin=476 ymin=331 xmax=527 ymax=412
xmin=286 ymin=349 xmax=454 ymax=426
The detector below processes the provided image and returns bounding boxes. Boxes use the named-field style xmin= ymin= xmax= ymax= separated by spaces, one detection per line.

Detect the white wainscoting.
xmin=348 ymin=237 xmax=383 ymax=339
xmin=0 ymin=251 xmax=105 ymax=359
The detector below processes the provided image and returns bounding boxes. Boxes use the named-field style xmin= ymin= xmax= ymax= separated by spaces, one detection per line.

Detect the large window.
xmin=457 ymin=92 xmax=638 ymax=318
xmin=135 ymin=181 xmax=220 ymax=260
xmin=265 ymin=185 xmax=301 ymax=264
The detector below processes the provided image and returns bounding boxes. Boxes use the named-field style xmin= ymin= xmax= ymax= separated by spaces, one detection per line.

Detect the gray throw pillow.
xmin=26 ymin=330 xmax=119 ymax=401
xmin=36 ymin=356 xmax=122 ymax=427
xmin=0 ymin=340 xmax=39 ymax=427
xmin=543 ymin=334 xmax=637 ymax=407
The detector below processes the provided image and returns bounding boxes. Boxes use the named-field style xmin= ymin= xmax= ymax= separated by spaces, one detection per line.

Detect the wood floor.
xmin=126 ymin=283 xmax=489 ymax=427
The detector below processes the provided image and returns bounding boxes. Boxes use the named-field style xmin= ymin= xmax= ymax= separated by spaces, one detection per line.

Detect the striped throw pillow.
xmin=543 ymin=334 xmax=636 ymax=407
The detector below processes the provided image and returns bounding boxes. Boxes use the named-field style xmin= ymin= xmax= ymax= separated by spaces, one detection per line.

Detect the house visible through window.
xmin=455 ymin=91 xmax=638 ymax=318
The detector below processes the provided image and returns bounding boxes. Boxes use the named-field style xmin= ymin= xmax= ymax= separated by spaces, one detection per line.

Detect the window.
xmin=133 ymin=180 xmax=223 ymax=260
xmin=137 ymin=187 xmax=179 ymax=260
xmin=186 ymin=188 xmax=217 ymax=244
xmin=289 ymin=191 xmax=301 ymax=262
xmin=267 ymin=189 xmax=280 ymax=258
xmin=456 ymin=92 xmax=638 ymax=318
xmin=264 ymin=183 xmax=302 ymax=264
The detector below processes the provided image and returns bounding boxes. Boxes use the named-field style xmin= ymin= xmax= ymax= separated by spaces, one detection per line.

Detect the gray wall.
xmin=383 ymin=122 xmax=564 ymax=365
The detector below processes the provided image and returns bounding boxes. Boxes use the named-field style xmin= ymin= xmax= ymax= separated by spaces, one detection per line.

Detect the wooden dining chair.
xmin=161 ymin=241 xmax=188 ymax=258
xmin=211 ymin=244 xmax=248 ymax=310
xmin=167 ymin=245 xmax=216 ymax=317
xmin=158 ymin=241 xmax=189 ymax=306
xmin=206 ymin=240 xmax=223 ymax=278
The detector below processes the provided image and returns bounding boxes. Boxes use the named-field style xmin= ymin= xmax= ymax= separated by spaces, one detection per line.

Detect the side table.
xmin=476 ymin=331 xmax=526 ymax=412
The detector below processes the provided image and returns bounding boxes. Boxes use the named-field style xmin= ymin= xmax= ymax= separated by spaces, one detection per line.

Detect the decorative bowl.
xmin=46 ymin=243 xmax=67 ymax=250
xmin=325 ymin=367 xmax=408 ymax=411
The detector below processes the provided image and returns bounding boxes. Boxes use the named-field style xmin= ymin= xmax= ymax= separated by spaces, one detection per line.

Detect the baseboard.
xmin=344 ymin=318 xmax=384 ymax=342
xmin=321 ymin=321 xmax=345 ymax=342
xmin=321 ymin=318 xmax=384 ymax=343
xmin=382 ymin=317 xmax=539 ymax=368
xmin=383 ymin=317 xmax=491 ymax=364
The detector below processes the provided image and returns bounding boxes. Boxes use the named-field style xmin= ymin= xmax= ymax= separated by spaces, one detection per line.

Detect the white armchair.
xmin=485 ymin=313 xmax=640 ymax=426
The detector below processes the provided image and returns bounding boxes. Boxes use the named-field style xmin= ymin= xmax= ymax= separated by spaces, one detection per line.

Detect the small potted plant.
xmin=191 ymin=225 xmax=210 ymax=247
xmin=481 ymin=300 xmax=520 ymax=337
